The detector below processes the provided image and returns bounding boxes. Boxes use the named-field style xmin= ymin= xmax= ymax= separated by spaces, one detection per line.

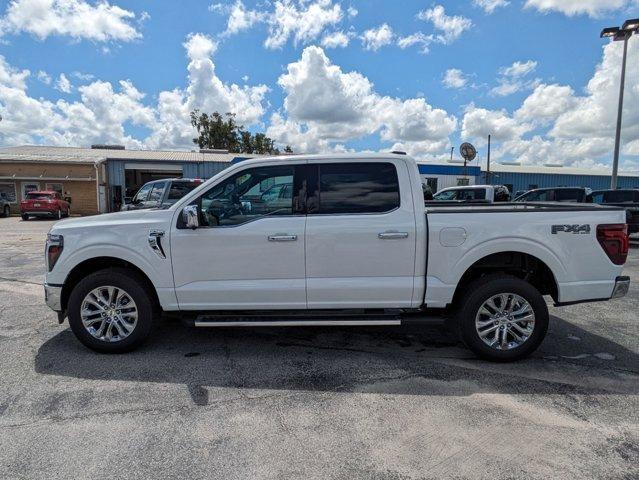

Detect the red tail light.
xmin=596 ymin=224 xmax=628 ymax=265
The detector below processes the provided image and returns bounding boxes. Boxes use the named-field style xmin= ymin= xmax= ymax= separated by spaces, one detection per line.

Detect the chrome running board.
xmin=194 ymin=319 xmax=401 ymax=327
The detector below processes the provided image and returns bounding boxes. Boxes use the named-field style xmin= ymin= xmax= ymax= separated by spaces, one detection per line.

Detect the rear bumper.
xmin=611 ymin=275 xmax=630 ymax=299
xmin=22 ymin=210 xmax=57 ymax=216
xmin=44 ymin=283 xmax=62 ymax=311
xmin=554 ymin=276 xmax=629 ymax=306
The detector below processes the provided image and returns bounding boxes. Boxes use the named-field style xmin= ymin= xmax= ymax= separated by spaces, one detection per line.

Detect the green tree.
xmin=190 ymin=109 xmax=280 ymax=155
xmin=284 ymin=145 xmax=293 ymax=153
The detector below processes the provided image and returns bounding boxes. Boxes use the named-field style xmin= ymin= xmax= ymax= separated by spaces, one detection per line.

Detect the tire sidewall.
xmin=67 ymin=269 xmax=155 ymax=353
xmin=457 ymin=276 xmax=549 ymax=361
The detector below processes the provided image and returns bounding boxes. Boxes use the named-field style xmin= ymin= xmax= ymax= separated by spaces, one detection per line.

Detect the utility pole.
xmin=450 ymin=146 xmax=454 ymax=162
xmin=611 ymin=35 xmax=628 ymax=189
xmin=600 ymin=19 xmax=638 ymax=189
xmin=486 ymin=134 xmax=491 ymax=185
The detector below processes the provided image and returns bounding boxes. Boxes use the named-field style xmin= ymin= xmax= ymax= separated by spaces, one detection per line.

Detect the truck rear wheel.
xmin=454 ymin=274 xmax=548 ymax=362
xmin=67 ymin=268 xmax=157 ymax=353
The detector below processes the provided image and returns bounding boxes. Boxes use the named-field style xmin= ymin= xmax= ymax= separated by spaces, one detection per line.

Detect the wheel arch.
xmin=60 ymin=257 xmax=159 ymax=313
xmin=451 ymin=251 xmax=560 ymax=307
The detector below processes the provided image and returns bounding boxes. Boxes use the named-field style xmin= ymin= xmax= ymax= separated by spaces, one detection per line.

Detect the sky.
xmin=0 ymin=0 xmax=639 ymax=171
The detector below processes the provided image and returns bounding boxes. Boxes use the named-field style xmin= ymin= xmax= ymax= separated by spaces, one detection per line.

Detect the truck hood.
xmin=49 ymin=208 xmax=174 ymax=233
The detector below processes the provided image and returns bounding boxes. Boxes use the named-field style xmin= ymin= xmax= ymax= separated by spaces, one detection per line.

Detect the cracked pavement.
xmin=0 ymin=216 xmax=637 ymax=479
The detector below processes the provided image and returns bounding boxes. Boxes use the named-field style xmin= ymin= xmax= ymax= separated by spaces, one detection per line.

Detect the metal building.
xmin=417 ymin=163 xmax=482 ymax=192
xmin=482 ymin=163 xmax=639 ymax=194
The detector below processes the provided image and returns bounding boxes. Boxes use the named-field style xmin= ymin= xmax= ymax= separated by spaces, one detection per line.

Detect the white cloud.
xmin=0 ymin=0 xmax=142 ymax=42
xmin=0 ymin=33 xmax=269 ymax=150
xmin=321 ymin=30 xmax=351 ymax=48
xmin=347 ymin=6 xmax=357 ymax=17
xmin=515 ymin=84 xmax=576 ymax=124
xmin=473 ymin=0 xmax=509 ymax=13
xmin=397 ymin=32 xmax=433 ymax=54
xmin=55 ymin=73 xmax=72 ymax=93
xmin=37 ymin=70 xmax=51 ymax=85
xmin=71 ymin=71 xmax=95 ymax=82
xmin=212 ymin=1 xmax=264 ymax=36
xmin=267 ymin=46 xmax=456 ymax=156
xmin=500 ymin=60 xmax=537 ymax=77
xmin=361 ymin=23 xmax=393 ymax=51
xmin=462 ymin=104 xmax=531 ymax=143
xmin=524 ymin=0 xmax=629 ymax=18
xmin=460 ymin=39 xmax=639 ymax=168
xmin=442 ymin=68 xmax=469 ymax=89
xmin=491 ymin=60 xmax=538 ymax=96
xmin=417 ymin=5 xmax=472 ymax=44
xmin=146 ymin=32 xmax=268 ymax=148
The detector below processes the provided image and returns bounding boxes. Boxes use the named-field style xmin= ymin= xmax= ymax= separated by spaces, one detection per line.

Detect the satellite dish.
xmin=460 ymin=142 xmax=476 ymax=161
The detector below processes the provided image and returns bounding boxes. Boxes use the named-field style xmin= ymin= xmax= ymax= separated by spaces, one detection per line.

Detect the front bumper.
xmin=44 ymin=283 xmax=62 ymax=311
xmin=611 ymin=276 xmax=630 ymax=299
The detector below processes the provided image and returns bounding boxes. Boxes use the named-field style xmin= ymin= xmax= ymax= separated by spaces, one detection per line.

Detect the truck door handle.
xmin=378 ymin=231 xmax=409 ymax=240
xmin=268 ymin=234 xmax=298 ymax=242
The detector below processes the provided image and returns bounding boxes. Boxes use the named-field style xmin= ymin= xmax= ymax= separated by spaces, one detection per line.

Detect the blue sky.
xmin=1 ymin=0 xmax=639 ymax=169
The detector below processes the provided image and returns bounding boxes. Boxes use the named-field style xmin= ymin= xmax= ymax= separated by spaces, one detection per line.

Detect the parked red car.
xmin=20 ymin=191 xmax=70 ymax=220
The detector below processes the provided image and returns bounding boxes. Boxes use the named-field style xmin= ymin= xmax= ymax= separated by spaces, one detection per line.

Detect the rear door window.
xmin=166 ymin=182 xmax=200 ymax=203
xmin=555 ymin=189 xmax=582 ymax=202
xmin=313 ymin=162 xmax=400 ymax=214
xmin=604 ymin=190 xmax=636 ymax=203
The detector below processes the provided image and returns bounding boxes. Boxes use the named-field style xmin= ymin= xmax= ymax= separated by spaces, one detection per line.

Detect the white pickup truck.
xmin=43 ymin=153 xmax=630 ymax=361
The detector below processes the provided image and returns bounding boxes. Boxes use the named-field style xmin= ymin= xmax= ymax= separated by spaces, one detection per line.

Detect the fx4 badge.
xmin=551 ymin=224 xmax=591 ymax=235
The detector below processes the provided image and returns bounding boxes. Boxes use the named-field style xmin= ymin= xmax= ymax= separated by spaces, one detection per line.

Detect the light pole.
xmin=600 ymin=19 xmax=639 ymax=189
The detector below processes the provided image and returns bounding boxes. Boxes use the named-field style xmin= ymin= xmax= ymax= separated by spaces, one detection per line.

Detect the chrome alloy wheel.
xmin=80 ymin=286 xmax=138 ymax=342
xmin=475 ymin=293 xmax=535 ymax=350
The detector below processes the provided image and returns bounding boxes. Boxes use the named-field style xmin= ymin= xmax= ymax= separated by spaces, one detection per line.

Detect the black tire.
xmin=21 ymin=214 xmax=29 ymax=221
xmin=63 ymin=207 xmax=70 ymax=218
xmin=454 ymin=274 xmax=549 ymax=362
xmin=67 ymin=268 xmax=158 ymax=353
xmin=56 ymin=208 xmax=62 ymax=220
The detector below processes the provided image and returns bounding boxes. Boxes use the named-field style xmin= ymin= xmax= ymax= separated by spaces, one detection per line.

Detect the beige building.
xmin=0 ymin=145 xmax=261 ymax=216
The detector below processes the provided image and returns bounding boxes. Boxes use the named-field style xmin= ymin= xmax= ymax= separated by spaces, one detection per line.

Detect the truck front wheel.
xmin=67 ymin=268 xmax=157 ymax=353
xmin=454 ymin=274 xmax=549 ymax=362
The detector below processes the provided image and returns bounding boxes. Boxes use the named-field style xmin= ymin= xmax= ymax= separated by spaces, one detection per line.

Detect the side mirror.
xmin=182 ymin=205 xmax=200 ymax=229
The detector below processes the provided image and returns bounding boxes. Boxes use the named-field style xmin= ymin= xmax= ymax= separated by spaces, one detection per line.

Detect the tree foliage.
xmin=190 ymin=110 xmax=286 ymax=155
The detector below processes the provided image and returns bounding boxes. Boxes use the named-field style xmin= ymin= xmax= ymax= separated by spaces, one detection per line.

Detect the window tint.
xmin=198 ymin=165 xmax=294 ymax=226
xmin=518 ymin=189 xmax=553 ymax=201
xmin=133 ymin=183 xmax=153 ymax=203
xmin=148 ymin=182 xmax=166 ymax=204
xmin=604 ymin=190 xmax=636 ymax=203
xmin=555 ymin=189 xmax=582 ymax=202
xmin=167 ymin=181 xmax=200 ymax=202
xmin=315 ymin=162 xmax=399 ymax=214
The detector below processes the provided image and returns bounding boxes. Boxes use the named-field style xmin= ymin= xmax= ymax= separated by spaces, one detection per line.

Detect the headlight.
xmin=46 ymin=233 xmax=64 ymax=272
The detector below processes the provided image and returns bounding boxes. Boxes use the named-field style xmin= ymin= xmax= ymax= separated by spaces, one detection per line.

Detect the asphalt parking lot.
xmin=0 ymin=216 xmax=637 ymax=480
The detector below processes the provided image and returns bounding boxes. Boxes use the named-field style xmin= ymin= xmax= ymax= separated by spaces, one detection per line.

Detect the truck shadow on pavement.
xmin=35 ymin=315 xmax=638 ymax=405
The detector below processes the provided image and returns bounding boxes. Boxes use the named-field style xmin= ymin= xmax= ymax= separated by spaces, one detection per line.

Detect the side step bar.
xmin=194 ymin=319 xmax=401 ymax=327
